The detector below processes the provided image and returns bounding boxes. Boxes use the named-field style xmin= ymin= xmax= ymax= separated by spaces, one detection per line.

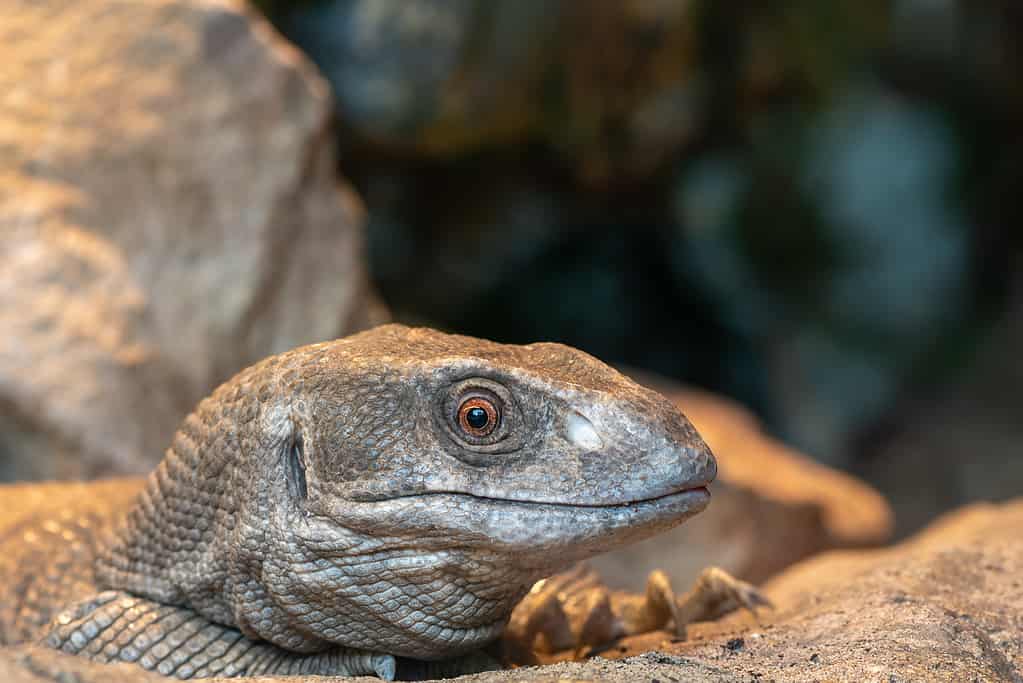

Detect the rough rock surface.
xmin=592 ymin=374 xmax=894 ymax=591
xmin=0 ymin=0 xmax=381 ymax=481
xmin=0 ymin=645 xmax=736 ymax=683
xmin=605 ymin=498 xmax=1023 ymax=682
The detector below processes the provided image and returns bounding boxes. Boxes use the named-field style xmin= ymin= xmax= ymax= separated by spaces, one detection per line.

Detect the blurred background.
xmin=260 ymin=0 xmax=1023 ymax=537
xmin=1 ymin=0 xmax=1020 ymax=546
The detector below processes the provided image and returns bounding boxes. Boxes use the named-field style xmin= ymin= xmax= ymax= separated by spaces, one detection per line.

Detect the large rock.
xmin=592 ymin=375 xmax=893 ymax=591
xmin=0 ymin=0 xmax=382 ymax=480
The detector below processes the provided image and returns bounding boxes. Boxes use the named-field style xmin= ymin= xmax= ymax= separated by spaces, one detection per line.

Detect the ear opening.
xmin=287 ymin=433 xmax=308 ymax=501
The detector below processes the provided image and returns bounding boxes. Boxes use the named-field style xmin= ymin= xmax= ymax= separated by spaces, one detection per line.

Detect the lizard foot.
xmin=502 ymin=564 xmax=616 ymax=664
xmin=501 ymin=564 xmax=771 ymax=663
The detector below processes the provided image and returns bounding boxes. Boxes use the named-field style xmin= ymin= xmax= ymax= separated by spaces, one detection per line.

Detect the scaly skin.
xmin=0 ymin=324 xmax=716 ymax=679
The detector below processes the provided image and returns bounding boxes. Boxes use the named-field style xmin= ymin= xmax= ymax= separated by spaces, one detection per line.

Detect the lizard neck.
xmin=93 ymin=355 xmax=343 ymax=653
xmin=94 ymin=393 xmax=268 ymax=635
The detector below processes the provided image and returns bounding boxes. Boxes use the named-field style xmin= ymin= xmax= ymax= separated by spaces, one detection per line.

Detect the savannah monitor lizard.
xmin=0 ymin=324 xmax=760 ymax=679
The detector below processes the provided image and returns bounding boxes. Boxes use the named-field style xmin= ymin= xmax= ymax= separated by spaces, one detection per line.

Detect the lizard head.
xmin=99 ymin=324 xmax=715 ymax=660
xmin=299 ymin=324 xmax=714 ymax=504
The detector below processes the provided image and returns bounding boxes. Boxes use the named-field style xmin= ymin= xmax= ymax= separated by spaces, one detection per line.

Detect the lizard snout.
xmin=562 ymin=384 xmax=717 ymax=505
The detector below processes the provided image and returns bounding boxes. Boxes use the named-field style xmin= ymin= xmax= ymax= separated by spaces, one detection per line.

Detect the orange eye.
xmin=457 ymin=397 xmax=499 ymax=437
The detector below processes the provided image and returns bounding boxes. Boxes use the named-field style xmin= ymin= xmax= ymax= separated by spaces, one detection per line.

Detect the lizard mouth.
xmin=401 ymin=484 xmax=711 ymax=509
xmin=564 ymin=484 xmax=710 ymax=508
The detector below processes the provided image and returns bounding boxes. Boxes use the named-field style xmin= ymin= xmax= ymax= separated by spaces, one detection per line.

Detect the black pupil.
xmin=466 ymin=406 xmax=489 ymax=429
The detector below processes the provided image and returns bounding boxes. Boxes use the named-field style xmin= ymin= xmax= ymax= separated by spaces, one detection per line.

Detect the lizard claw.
xmin=614 ymin=566 xmax=772 ymax=639
xmin=701 ymin=566 xmax=773 ymax=612
xmin=730 ymin=575 xmax=773 ymax=612
xmin=671 ymin=566 xmax=773 ymax=632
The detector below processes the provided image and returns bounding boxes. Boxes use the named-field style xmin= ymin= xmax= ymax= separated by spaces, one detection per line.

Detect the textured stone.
xmin=0 ymin=645 xmax=738 ymax=682
xmin=592 ymin=372 xmax=893 ymax=591
xmin=0 ymin=0 xmax=381 ymax=480
xmin=607 ymin=498 xmax=1023 ymax=682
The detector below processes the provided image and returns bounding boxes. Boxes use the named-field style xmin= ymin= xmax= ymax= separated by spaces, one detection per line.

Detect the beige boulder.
xmin=601 ymin=498 xmax=1023 ymax=682
xmin=0 ymin=0 xmax=382 ymax=480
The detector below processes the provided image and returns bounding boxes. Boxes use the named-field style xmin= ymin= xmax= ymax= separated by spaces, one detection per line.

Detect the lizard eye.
xmin=457 ymin=396 xmax=499 ymax=437
xmin=439 ymin=378 xmax=522 ymax=453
